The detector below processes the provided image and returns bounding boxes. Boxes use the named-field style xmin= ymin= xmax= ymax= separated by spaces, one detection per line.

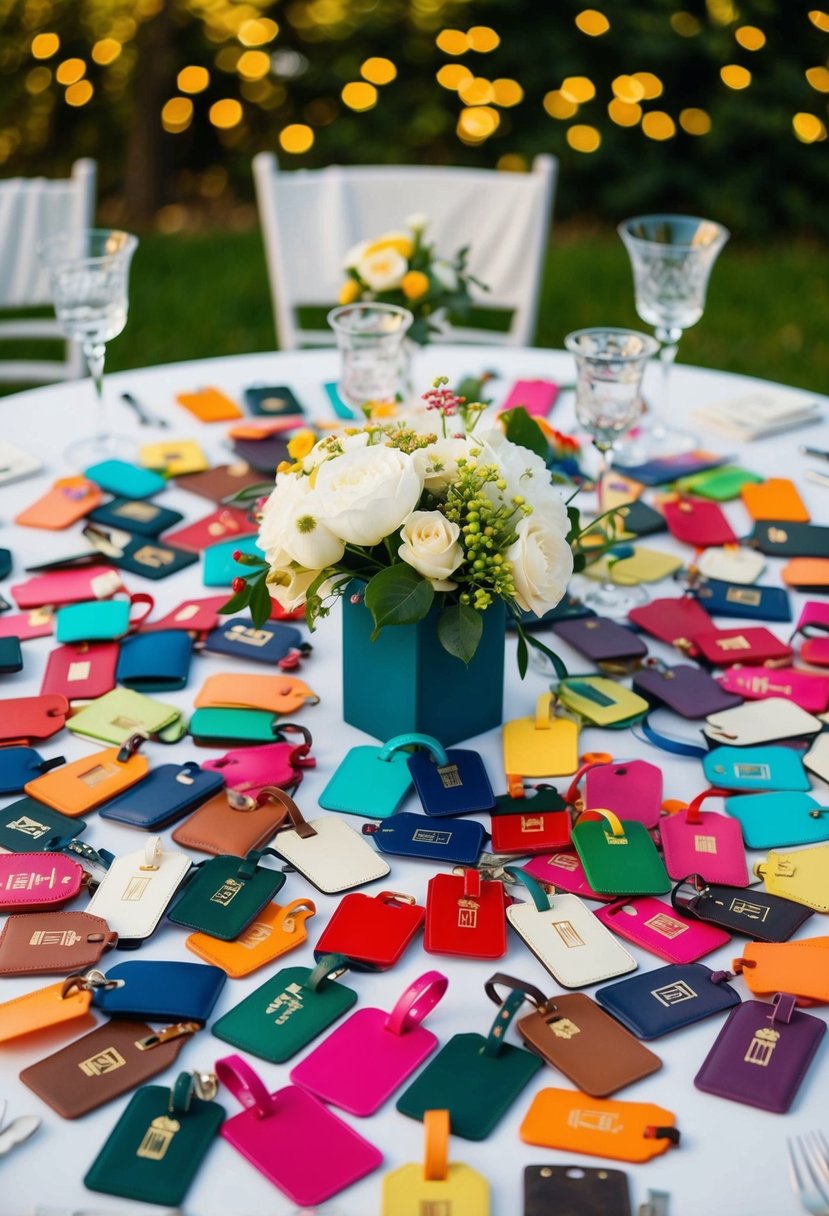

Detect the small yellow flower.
xmin=276 ymin=460 xmax=294 ymax=474
xmin=368 ymin=400 xmax=399 ymax=418
xmin=287 ymin=429 xmax=317 ymax=460
xmin=401 ymin=270 xmax=430 ymax=301
xmin=338 ymin=278 xmax=361 ymax=305
xmin=364 ymin=232 xmax=414 ymax=259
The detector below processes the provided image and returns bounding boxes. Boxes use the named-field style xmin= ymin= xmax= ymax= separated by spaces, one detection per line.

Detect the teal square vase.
xmin=341 ymin=587 xmax=505 ymax=747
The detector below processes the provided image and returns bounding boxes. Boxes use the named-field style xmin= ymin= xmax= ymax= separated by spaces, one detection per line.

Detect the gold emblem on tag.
xmin=651 ymin=981 xmax=697 ymax=1007
xmin=520 ymin=816 xmax=545 ymax=833
xmin=227 ymin=625 xmax=273 ymax=647
xmin=116 ymin=502 xmax=157 ymax=522
xmin=726 ymin=587 xmax=761 ymax=606
xmin=67 ymin=661 xmax=91 ymax=682
xmin=136 ymin=1115 xmax=180 ymax=1160
xmin=7 ymin=815 xmax=50 ymax=838
xmin=30 ymin=929 xmax=81 ymax=946
xmin=744 ymin=1027 xmax=779 ymax=1066
xmin=210 ymin=878 xmax=243 ymax=906
xmin=238 ymin=921 xmax=272 ymax=949
xmin=729 ymin=897 xmax=769 ymax=922
xmin=437 ymin=764 xmax=462 ymax=789
xmin=550 ymin=1018 xmax=580 ymax=1039
xmin=551 ymin=919 xmax=585 ymax=948
xmin=644 ymin=912 xmax=688 ymax=939
xmin=567 ymin=1107 xmax=622 ymax=1133
xmin=717 ymin=636 xmax=751 ymax=651
xmin=266 ymin=981 xmax=304 ymax=1023
xmin=133 ymin=545 xmax=174 ymax=569
xmin=79 ymin=1047 xmax=126 ymax=1077
xmin=122 ymin=877 xmax=151 ymax=901
xmin=768 ymin=527 xmax=788 ymax=544
xmin=694 ymin=834 xmax=718 ymax=854
xmin=457 ymin=898 xmax=479 ymax=928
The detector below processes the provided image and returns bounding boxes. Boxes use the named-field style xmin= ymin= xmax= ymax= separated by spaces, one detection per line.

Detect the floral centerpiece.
xmin=338 ymin=215 xmax=485 ymax=345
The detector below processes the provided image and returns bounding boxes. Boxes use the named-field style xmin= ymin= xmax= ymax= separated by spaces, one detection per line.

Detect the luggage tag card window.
xmin=396 ymin=986 xmax=544 ymax=1141
xmin=0 ymin=796 xmax=84 ymax=854
xmin=0 ymin=976 xmax=95 ymax=1043
xmin=755 ymin=844 xmax=829 ymax=912
xmin=556 ymin=677 xmax=649 ymax=728
xmin=719 ymin=667 xmax=829 ymax=715
xmin=733 ymin=939 xmax=829 ymax=1005
xmin=0 ymin=694 xmax=68 ymax=746
xmin=363 ymin=812 xmax=487 ymax=866
xmin=83 ymin=524 xmax=198 ymax=581
xmin=0 ymin=852 xmax=85 ymax=912
xmin=503 ymin=693 xmax=579 ymax=780
xmin=671 ymin=874 xmax=814 ymax=941
xmin=0 ymin=910 xmax=116 ymax=975
xmin=595 ymin=962 xmax=740 ymax=1039
xmin=89 ymin=960 xmax=226 ymax=1024
xmin=88 ymin=498 xmax=184 ymax=538
xmin=84 ymin=1071 xmax=224 ymax=1208
xmin=25 ymin=735 xmax=149 ymax=817
xmin=703 ymin=745 xmax=811 ymax=792
xmin=595 ymin=896 xmax=732 ymax=963
xmin=86 ymin=837 xmax=192 ymax=945
xmin=552 ymin=616 xmax=648 ymax=669
xmin=186 ymin=898 xmax=316 ymax=977
xmin=216 ymin=1053 xmax=381 ymax=1208
xmin=67 ymin=688 xmax=184 ymax=746
xmin=704 ymin=698 xmax=821 ymax=748
xmin=490 ymin=782 xmax=571 ymax=855
xmin=659 ymin=790 xmax=749 ymax=886
xmin=0 ymin=747 xmax=66 ymax=795
xmin=291 ymin=970 xmax=448 ymax=1116
xmin=211 ymin=954 xmax=358 ymax=1062
xmin=406 ymin=735 xmax=495 ymax=817
xmin=571 ymin=808 xmax=670 ymax=895
xmin=98 ymin=762 xmax=224 ymax=831
xmin=20 ymin=1019 xmax=199 ymax=1119
xmin=694 ymin=993 xmax=826 ymax=1112
xmin=505 ymin=867 xmax=636 ymax=988
xmin=41 ymin=641 xmax=119 ymax=702
xmin=634 ymin=660 xmax=742 ymax=719
xmin=423 ymin=869 xmax=507 ymax=960
xmin=315 ymin=890 xmax=425 ymax=970
xmin=725 ymin=790 xmax=829 ymax=851
xmin=319 ymin=733 xmax=417 ymax=820
xmin=202 ymin=617 xmax=308 ymax=668
xmin=520 ymin=1088 xmax=680 ymax=1163
xmin=167 ymin=845 xmax=287 ymax=940
xmin=115 ymin=631 xmax=193 ymax=693
xmin=383 ymin=1109 xmax=490 ymax=1216
xmin=691 ymin=576 xmax=792 ymax=623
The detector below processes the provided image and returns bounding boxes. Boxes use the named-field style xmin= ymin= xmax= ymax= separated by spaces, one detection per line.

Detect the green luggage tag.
xmin=188 ymin=707 xmax=282 ymax=747
xmin=571 ymin=808 xmax=670 ymax=895
xmin=83 ymin=1071 xmax=224 ymax=1207
xmin=211 ymin=954 xmax=357 ymax=1063
xmin=396 ymin=982 xmax=543 ymax=1140
xmin=675 ymin=465 xmax=762 ymax=501
xmin=167 ymin=847 xmax=286 ymax=940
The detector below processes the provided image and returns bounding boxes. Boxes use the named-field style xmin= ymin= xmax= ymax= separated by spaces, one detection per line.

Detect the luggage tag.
xmin=742 ymin=477 xmax=810 ymax=522
xmin=500 ymin=377 xmax=560 ymax=416
xmin=0 ymin=693 xmax=68 ymax=745
xmin=0 ymin=547 xmax=9 ymax=579
xmin=582 ymin=546 xmax=683 ymax=585
xmin=176 ymin=386 xmax=243 ymax=421
xmin=503 ymin=692 xmax=579 ymax=779
xmin=719 ymin=667 xmax=829 ymax=714
xmin=395 ymin=984 xmax=544 ymax=1140
xmin=0 ymin=608 xmax=54 ymax=641
xmin=194 ymin=671 xmax=319 ymax=716
xmin=790 ymin=599 xmax=829 ymax=663
xmin=20 ymin=1019 xmax=199 ymax=1119
xmin=363 ymin=812 xmax=487 ymax=866
xmin=85 ymin=458 xmax=167 ymax=499
xmin=67 ymin=687 xmax=185 ymax=746
xmin=571 ymin=808 xmax=670 ymax=895
xmin=504 ymin=867 xmax=636 ymax=987
xmin=671 ymin=874 xmax=814 ymax=941
xmin=243 ymin=382 xmax=305 ymax=416
xmin=315 ymin=890 xmax=426 ymax=970
xmin=84 ymin=1070 xmax=225 ymax=1207
xmin=660 ymin=496 xmax=738 ymax=547
xmin=552 ymin=616 xmax=648 ymax=668
xmin=725 ymin=790 xmax=829 ymax=850
xmin=733 ymin=939 xmax=829 ymax=1005
xmin=186 ymin=898 xmax=316 ymax=977
xmin=595 ymin=895 xmax=732 ymax=963
xmin=55 ymin=593 xmax=154 ymax=644
xmin=211 ymin=954 xmax=358 ymax=1062
xmin=115 ymin=630 xmax=193 ymax=692
xmin=659 ymin=791 xmax=749 ymax=886
xmin=694 ymin=992 xmax=826 ymax=1112
xmin=163 ymin=507 xmax=258 ymax=553
xmin=407 ymin=736 xmax=495 ymax=817
xmin=290 ymin=971 xmax=449 ymax=1115
xmin=0 ymin=852 xmax=86 ymax=911
xmin=318 ymin=732 xmax=417 ymax=820
xmin=423 ymin=869 xmax=507 ymax=959
xmin=676 ymin=464 xmax=762 ymax=501
xmin=751 ymin=520 xmax=829 ymax=557
xmin=524 ymin=1163 xmax=632 ymax=1216
xmin=522 ymin=851 xmax=615 ymax=902
xmin=783 ymin=557 xmax=829 ymax=591
xmin=202 ymin=536 xmax=264 ymax=587
xmin=88 ymin=960 xmax=226 ymax=1024
xmin=98 ymin=762 xmax=224 ymax=831
xmin=383 ymin=1108 xmax=490 ymax=1216
xmin=175 ymin=462 xmax=263 ymax=502
xmin=0 ymin=797 xmax=84 ymax=854
xmin=581 ymin=759 xmax=663 ymax=829
xmin=487 ymin=974 xmax=661 ymax=1097
xmin=167 ymin=846 xmax=287 ymax=940
xmin=628 ymin=596 xmax=714 ymax=656
xmin=216 ymin=1053 xmax=381 ymax=1206
xmin=695 ymin=545 xmax=766 ymax=584
xmin=690 ymin=576 xmax=792 ymax=622
xmin=142 ymin=594 xmax=231 ymax=637
xmin=199 ymin=730 xmax=316 ymax=799
xmin=139 ymin=439 xmax=209 ymax=476
xmin=0 ymin=976 xmax=95 ymax=1043
xmin=86 ymin=837 xmax=192 ymax=946
xmin=172 ymin=789 xmax=293 ymax=857
xmin=754 ymin=844 xmax=829 ymax=912
xmin=88 ymin=496 xmax=184 ymax=537
xmin=508 ymin=593 xmax=595 ymax=633
xmin=595 ymin=962 xmax=740 ymax=1039
xmin=806 ymin=732 xmax=829 ymax=783
xmin=0 ymin=636 xmax=22 ymax=673
xmin=41 ymin=641 xmax=119 ymax=701
xmin=25 ymin=735 xmax=149 ymax=817
xmin=0 ymin=747 xmax=65 ymax=795
xmin=15 ymin=475 xmax=103 ymax=529
xmin=693 ymin=626 xmax=793 ymax=668
xmin=490 ymin=783 xmax=571 ymax=855
xmin=83 ymin=523 xmax=199 ymax=581
xmin=233 ymin=432 xmax=291 ymax=473
xmin=188 ymin=707 xmax=295 ymax=747
xmin=0 ymin=910 xmax=116 ymax=975
xmin=556 ymin=677 xmax=650 ymax=728
xmin=520 ymin=1087 xmax=679 ymax=1162
xmin=610 ymin=499 xmax=666 ymax=537
xmin=202 ymin=617 xmax=309 ymax=667
xmin=703 ymin=744 xmax=811 ymax=792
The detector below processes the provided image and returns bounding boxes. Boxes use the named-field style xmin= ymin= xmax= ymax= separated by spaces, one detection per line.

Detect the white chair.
xmin=253 ymin=153 xmax=557 ymax=350
xmin=0 ymin=158 xmax=96 ymax=384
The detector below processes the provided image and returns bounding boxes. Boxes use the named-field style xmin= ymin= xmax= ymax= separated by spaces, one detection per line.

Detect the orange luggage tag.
xmin=382 ymin=1109 xmax=490 ymax=1215
xmin=503 ymin=692 xmax=579 ymax=782
xmin=520 ymin=1087 xmax=680 ymax=1163
xmin=186 ymin=898 xmax=316 ymax=977
xmin=15 ymin=477 xmax=103 ymax=530
xmin=175 ymin=387 xmax=242 ymax=422
xmin=193 ymin=673 xmax=319 ymax=716
xmin=0 ymin=975 xmax=96 ymax=1043
xmin=733 ymin=938 xmax=829 ymax=1005
xmin=24 ymin=735 xmax=149 ymax=817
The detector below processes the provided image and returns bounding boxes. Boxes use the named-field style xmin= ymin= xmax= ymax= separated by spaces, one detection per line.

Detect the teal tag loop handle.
xmin=379 ymin=733 xmax=450 ymax=767
xmin=305 ymin=953 xmax=350 ymax=992
xmin=482 ymin=987 xmax=528 ymax=1057
xmin=504 ymin=865 xmax=553 ymax=912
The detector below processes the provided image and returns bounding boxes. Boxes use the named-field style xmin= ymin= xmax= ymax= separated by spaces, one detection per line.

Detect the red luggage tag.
xmin=659 ymin=790 xmax=749 ymax=886
xmin=162 ymin=508 xmax=258 ymax=553
xmin=595 ymin=895 xmax=732 ymax=963
xmin=40 ymin=642 xmax=119 ymax=701
xmin=141 ymin=595 xmax=230 ymax=637
xmin=692 ymin=627 xmax=793 ymax=667
xmin=0 ymin=852 xmax=85 ymax=911
xmin=628 ymin=596 xmax=714 ymax=657
xmin=661 ymin=496 xmax=738 ymax=548
xmin=490 ymin=783 xmax=571 ymax=856
xmin=0 ymin=694 xmax=68 ymax=745
xmin=314 ymin=890 xmax=425 ymax=971
xmin=0 ymin=609 xmax=55 ymax=641
xmin=423 ymin=869 xmax=508 ymax=959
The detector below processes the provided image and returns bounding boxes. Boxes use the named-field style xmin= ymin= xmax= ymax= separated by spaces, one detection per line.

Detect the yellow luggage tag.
xmin=754 ymin=844 xmax=829 ymax=912
xmin=139 ymin=440 xmax=208 ymax=477
xmin=382 ymin=1109 xmax=489 ymax=1216
xmin=557 ymin=676 xmax=649 ymax=728
xmin=583 ymin=546 xmax=684 ymax=585
xmin=503 ymin=693 xmax=579 ymax=780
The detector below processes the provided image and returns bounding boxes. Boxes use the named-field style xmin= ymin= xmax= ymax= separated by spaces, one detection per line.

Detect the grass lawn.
xmin=6 ymin=221 xmax=829 ymax=394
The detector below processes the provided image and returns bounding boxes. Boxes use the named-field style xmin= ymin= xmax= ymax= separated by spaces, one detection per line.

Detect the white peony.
xmin=414 ymin=436 xmax=474 ymax=493
xmin=476 ymin=428 xmax=569 ymax=522
xmin=506 ymin=512 xmax=574 ymax=617
xmin=342 ymin=239 xmax=370 ymax=270
xmin=398 ymin=510 xmax=464 ymax=589
xmin=356 ymin=247 xmax=408 ymax=292
xmin=297 ymin=430 xmax=370 ymax=475
xmin=314 ymin=444 xmax=423 ymax=547
xmin=267 ymin=562 xmax=319 ymax=613
xmin=431 ymin=259 xmax=458 ymax=292
xmin=258 ymin=475 xmax=345 ymax=571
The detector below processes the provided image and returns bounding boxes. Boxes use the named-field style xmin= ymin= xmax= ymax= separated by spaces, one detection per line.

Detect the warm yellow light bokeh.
xmin=808 ymin=10 xmax=829 ymax=32
xmin=437 ymin=64 xmax=472 ymax=90
xmin=492 ymin=78 xmax=523 ymax=106
xmin=361 ymin=57 xmax=397 ymax=85
xmin=632 ymin=71 xmax=663 ymax=99
xmin=65 ymin=80 xmax=93 ymax=107
xmin=608 ymin=98 xmax=642 ymax=126
xmin=436 ymin=29 xmax=468 ymax=55
xmin=56 ymin=58 xmax=86 ymax=86
xmin=458 ymin=76 xmax=494 ymax=105
xmin=567 ymin=123 xmax=601 ymax=151
xmin=457 ymin=105 xmax=499 ymax=142
xmin=680 ymin=107 xmax=712 ymax=135
xmin=806 ymin=66 xmax=829 ymax=92
xmin=497 ymin=153 xmax=528 ymax=171
xmin=575 ymin=10 xmax=610 ymax=36
xmin=238 ymin=18 xmax=279 ymax=46
xmin=161 ymin=97 xmax=193 ymax=133
xmin=209 ymin=98 xmax=243 ymax=128
xmin=92 ymin=39 xmax=122 ymax=66
xmin=735 ymin=25 xmax=766 ymax=50
xmin=561 ymin=76 xmax=596 ymax=103
xmin=720 ymin=64 xmax=752 ymax=89
xmin=237 ymin=50 xmax=271 ymax=80
xmin=670 ymin=11 xmax=701 ymax=36
xmin=642 ymin=110 xmax=676 ymax=140
xmin=467 ymin=26 xmax=500 ymax=52
xmin=342 ymin=81 xmax=378 ymax=110
xmin=707 ymin=0 xmax=738 ymax=24
xmin=25 ymin=66 xmax=51 ymax=94
xmin=543 ymin=90 xmax=578 ymax=120
xmin=793 ymin=112 xmax=828 ymax=142
xmin=280 ymin=123 xmax=315 ymax=152
xmin=178 ymin=66 xmax=210 ymax=94
xmin=612 ymin=75 xmax=645 ymax=103
xmin=31 ymin=33 xmax=59 ymax=59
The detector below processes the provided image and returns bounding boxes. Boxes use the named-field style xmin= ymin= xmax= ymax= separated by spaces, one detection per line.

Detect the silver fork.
xmin=788 ymin=1132 xmax=829 ymax=1215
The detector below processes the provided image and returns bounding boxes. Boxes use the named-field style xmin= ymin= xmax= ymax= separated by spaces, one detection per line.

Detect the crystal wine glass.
xmin=617 ymin=214 xmax=729 ymax=462
xmin=37 ymin=228 xmax=138 ymax=467
xmin=327 ymin=303 xmax=413 ymax=412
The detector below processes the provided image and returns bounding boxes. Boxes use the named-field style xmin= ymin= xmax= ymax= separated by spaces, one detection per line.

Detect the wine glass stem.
xmin=594 ymin=440 xmax=612 ymax=510
xmin=83 ymin=342 xmax=108 ymax=444
xmin=653 ymin=326 xmax=682 ymax=439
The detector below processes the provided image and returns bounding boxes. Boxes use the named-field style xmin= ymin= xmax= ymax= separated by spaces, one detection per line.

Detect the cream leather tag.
xmin=87 ymin=837 xmax=191 ymax=941
xmin=507 ymin=893 xmax=637 ymax=988
xmin=274 ymin=816 xmax=390 ymax=894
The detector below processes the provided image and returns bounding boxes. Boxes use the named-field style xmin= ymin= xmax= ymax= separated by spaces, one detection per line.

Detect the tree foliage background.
xmin=0 ymin=0 xmax=827 ymax=235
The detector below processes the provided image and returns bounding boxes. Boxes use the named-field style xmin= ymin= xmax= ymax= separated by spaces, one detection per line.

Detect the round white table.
xmin=0 ymin=346 xmax=826 ymax=1216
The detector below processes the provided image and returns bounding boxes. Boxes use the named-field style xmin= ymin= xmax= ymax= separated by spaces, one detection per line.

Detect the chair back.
xmin=253 ymin=154 xmax=557 ymax=350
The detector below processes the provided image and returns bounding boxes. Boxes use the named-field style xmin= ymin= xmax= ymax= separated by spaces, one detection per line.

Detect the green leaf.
xmin=437 ymin=602 xmax=483 ymax=663
xmin=364 ymin=564 xmax=434 ymax=639
xmin=573 ymin=553 xmax=586 ymax=573
xmin=516 ymin=628 xmax=529 ymax=679
xmin=249 ymin=574 xmax=273 ymax=628
xmin=502 ymin=406 xmax=550 ymax=460
xmin=218 ymin=585 xmax=253 ymax=616
xmin=219 ymin=482 xmax=272 ymax=506
xmin=527 ymin=633 xmax=568 ymax=680
xmin=567 ymin=505 xmax=581 ymax=539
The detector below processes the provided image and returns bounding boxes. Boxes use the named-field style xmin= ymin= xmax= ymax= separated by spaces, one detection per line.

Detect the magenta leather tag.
xmin=290 ymin=971 xmax=447 ymax=1116
xmin=216 ymin=1054 xmax=382 ymax=1206
xmin=0 ymin=852 xmax=84 ymax=911
xmin=523 ymin=851 xmax=614 ymax=901
xmin=584 ymin=760 xmax=663 ymax=829
xmin=202 ymin=740 xmax=313 ymax=796
xmin=595 ymin=896 xmax=731 ymax=963
xmin=719 ymin=666 xmax=829 ymax=713
xmin=660 ymin=793 xmax=749 ymax=885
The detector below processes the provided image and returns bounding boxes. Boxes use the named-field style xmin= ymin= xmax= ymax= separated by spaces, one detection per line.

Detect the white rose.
xmin=398 ymin=510 xmax=464 ymax=589
xmin=356 ymin=247 xmax=408 ymax=292
xmin=476 ymin=428 xmax=569 ymax=522
xmin=259 ymin=475 xmax=345 ymax=570
xmin=315 ymin=444 xmax=423 ymax=546
xmin=298 ymin=430 xmax=369 ymax=474
xmin=414 ymin=436 xmax=474 ymax=492
xmin=506 ymin=512 xmax=574 ymax=617
xmin=266 ymin=562 xmax=318 ymax=613
xmin=406 ymin=212 xmax=430 ymax=233
xmin=431 ymin=259 xmax=458 ymax=292
xmin=342 ymin=239 xmax=370 ymax=270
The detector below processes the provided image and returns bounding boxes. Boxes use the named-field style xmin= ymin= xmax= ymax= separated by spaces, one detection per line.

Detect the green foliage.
xmin=437 ymin=601 xmax=483 ymax=663
xmin=364 ymin=563 xmax=435 ymax=638
xmin=501 ymin=405 xmax=550 ymax=460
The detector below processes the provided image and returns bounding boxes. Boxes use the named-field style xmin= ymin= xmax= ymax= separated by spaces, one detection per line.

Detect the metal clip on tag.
xmin=62 ymin=968 xmax=124 ymax=997
xmin=638 ymin=1191 xmax=671 ymax=1216
xmin=136 ymin=1021 xmax=201 ymax=1052
xmin=117 ymin=732 xmax=146 ymax=763
xmin=451 ymin=855 xmax=517 ymax=884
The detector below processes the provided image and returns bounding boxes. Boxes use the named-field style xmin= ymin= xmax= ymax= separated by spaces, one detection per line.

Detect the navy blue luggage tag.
xmin=0 ymin=747 xmax=65 ymax=794
xmin=406 ymin=736 xmax=495 ymax=817
xmin=595 ymin=963 xmax=740 ymax=1039
xmin=116 ymin=630 xmax=193 ymax=693
xmin=0 ymin=637 xmax=23 ymax=674
xmin=0 ymin=795 xmax=84 ymax=853
xmin=690 ymin=577 xmax=792 ymax=622
xmin=87 ymin=498 xmax=184 ymax=538
xmin=90 ymin=960 xmax=226 ymax=1024
xmin=99 ymin=763 xmax=224 ymax=831
xmin=362 ymin=812 xmax=487 ymax=865
xmin=83 ymin=523 xmax=198 ymax=581
xmin=202 ymin=617 xmax=308 ymax=666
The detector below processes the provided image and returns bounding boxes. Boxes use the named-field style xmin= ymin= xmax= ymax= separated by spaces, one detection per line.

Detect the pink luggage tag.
xmin=498 ymin=378 xmax=560 ymax=418
xmin=595 ymin=895 xmax=732 ymax=963
xmin=202 ymin=733 xmax=315 ymax=797
xmin=794 ymin=604 xmax=829 ymax=666
xmin=0 ymin=852 xmax=85 ymax=911
xmin=718 ymin=667 xmax=829 ymax=714
xmin=582 ymin=759 xmax=663 ymax=830
xmin=290 ymin=970 xmax=448 ymax=1116
xmin=0 ymin=609 xmax=54 ymax=641
xmin=659 ymin=790 xmax=749 ymax=886
xmin=11 ymin=566 xmax=123 ymax=609
xmin=216 ymin=1053 xmax=382 ymax=1207
xmin=522 ymin=851 xmax=614 ymax=901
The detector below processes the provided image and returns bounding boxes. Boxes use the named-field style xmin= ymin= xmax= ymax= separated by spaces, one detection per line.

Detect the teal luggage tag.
xmin=318 ymin=732 xmax=431 ymax=819
xmin=703 ymin=746 xmax=811 ymax=792
xmin=725 ymin=791 xmax=829 ymax=849
xmin=202 ymin=536 xmax=264 ymax=587
xmin=189 ymin=707 xmax=281 ymax=746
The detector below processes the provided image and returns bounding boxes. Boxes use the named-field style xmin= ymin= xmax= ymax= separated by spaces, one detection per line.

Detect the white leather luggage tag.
xmin=86 ymin=837 xmax=191 ymax=943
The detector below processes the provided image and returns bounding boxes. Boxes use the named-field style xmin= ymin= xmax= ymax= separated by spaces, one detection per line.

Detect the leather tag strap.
xmin=576 ymin=807 xmax=626 ymax=837
xmin=255 ymin=786 xmax=317 ymax=839
xmin=771 ymin=991 xmax=797 ymax=1024
xmin=484 ymin=972 xmax=547 ymax=1012
xmin=215 ymin=1052 xmax=275 ymax=1118
xmin=127 ymin=593 xmax=155 ymax=631
xmin=503 ymin=865 xmax=552 ymax=913
xmin=304 ymin=952 xmax=350 ymax=993
xmin=236 ymin=845 xmax=283 ymax=882
xmin=462 ymin=868 xmax=482 ymax=899
xmin=377 ymin=890 xmax=417 ymax=908
xmin=564 ymin=758 xmax=608 ymax=810
xmin=677 ymin=787 xmax=730 ymax=826
xmin=386 ymin=970 xmax=448 ymax=1037
xmin=670 ymin=873 xmax=707 ymax=915
xmin=534 ymin=692 xmax=554 ymax=731
xmin=423 ymin=1109 xmax=450 ymax=1182
xmin=379 ymin=733 xmax=450 ymax=767
xmin=482 ymin=987 xmax=527 ymax=1058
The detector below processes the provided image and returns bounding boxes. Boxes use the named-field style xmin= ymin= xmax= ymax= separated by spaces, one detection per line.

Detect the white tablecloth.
xmin=0 ymin=346 xmax=826 ymax=1216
